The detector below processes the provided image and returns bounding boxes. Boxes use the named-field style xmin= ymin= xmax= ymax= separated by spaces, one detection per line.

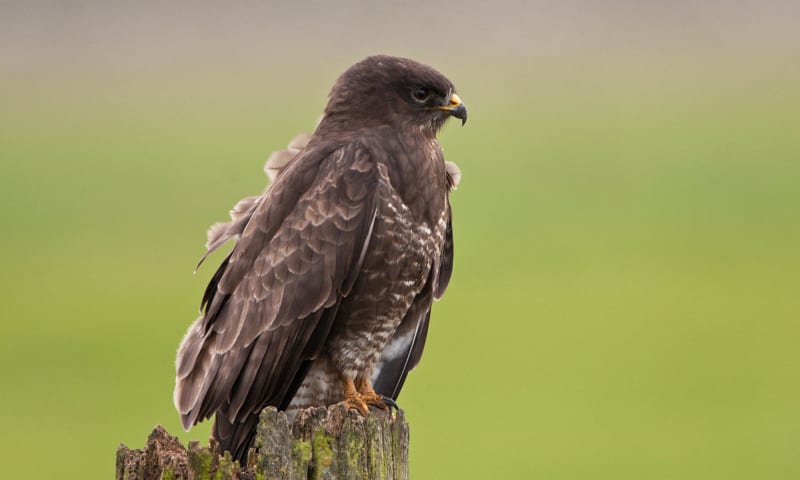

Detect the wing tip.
xmin=179 ymin=412 xmax=195 ymax=432
xmin=174 ymin=384 xmax=197 ymax=431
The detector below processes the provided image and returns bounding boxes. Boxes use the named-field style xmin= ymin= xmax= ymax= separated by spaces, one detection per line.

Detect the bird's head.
xmin=321 ymin=55 xmax=467 ymax=136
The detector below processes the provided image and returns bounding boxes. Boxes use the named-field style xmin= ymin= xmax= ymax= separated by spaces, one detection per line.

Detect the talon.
xmin=355 ymin=377 xmax=393 ymax=411
xmin=360 ymin=391 xmax=389 ymax=411
xmin=344 ymin=396 xmax=370 ymax=416
xmin=381 ymin=396 xmax=399 ymax=411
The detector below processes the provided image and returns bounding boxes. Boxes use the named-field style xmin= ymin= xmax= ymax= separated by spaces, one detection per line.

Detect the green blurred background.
xmin=1 ymin=1 xmax=799 ymax=478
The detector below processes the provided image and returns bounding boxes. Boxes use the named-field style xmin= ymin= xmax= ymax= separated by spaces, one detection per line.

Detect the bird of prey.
xmin=174 ymin=55 xmax=466 ymax=462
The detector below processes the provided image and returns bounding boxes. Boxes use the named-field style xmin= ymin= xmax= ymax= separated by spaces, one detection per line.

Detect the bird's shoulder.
xmin=202 ymin=137 xmax=384 ymax=334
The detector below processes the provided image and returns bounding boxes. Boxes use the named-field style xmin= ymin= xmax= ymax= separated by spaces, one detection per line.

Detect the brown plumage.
xmin=174 ymin=55 xmax=466 ymax=462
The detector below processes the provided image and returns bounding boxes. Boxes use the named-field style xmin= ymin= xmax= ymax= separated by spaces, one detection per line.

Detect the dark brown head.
xmin=320 ymin=55 xmax=466 ymax=136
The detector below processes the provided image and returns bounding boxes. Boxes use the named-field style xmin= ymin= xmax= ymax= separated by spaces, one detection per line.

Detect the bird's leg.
xmin=341 ymin=375 xmax=369 ymax=416
xmin=355 ymin=376 xmax=389 ymax=411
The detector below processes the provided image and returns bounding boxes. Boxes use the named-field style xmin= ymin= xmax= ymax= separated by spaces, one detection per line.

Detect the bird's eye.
xmin=412 ymin=88 xmax=430 ymax=103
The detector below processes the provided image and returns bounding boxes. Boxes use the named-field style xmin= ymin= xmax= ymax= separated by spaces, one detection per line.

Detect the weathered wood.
xmin=116 ymin=405 xmax=408 ymax=480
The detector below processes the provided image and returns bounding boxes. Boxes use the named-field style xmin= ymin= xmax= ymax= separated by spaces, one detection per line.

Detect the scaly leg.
xmin=342 ymin=375 xmax=369 ymax=416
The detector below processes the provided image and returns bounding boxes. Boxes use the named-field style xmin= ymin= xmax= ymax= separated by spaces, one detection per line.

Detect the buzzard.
xmin=174 ymin=55 xmax=466 ymax=462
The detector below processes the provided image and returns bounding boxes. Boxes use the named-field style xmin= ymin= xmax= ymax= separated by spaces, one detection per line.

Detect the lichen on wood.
xmin=116 ymin=405 xmax=408 ymax=480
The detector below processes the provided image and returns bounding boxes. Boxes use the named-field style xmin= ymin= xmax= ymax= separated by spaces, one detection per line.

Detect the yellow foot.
xmin=344 ymin=395 xmax=370 ymax=416
xmin=341 ymin=376 xmax=370 ymax=415
xmin=360 ymin=390 xmax=389 ymax=411
xmin=356 ymin=377 xmax=389 ymax=411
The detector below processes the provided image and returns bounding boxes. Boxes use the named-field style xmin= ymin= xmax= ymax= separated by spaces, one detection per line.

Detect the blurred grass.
xmin=1 ymin=57 xmax=799 ymax=479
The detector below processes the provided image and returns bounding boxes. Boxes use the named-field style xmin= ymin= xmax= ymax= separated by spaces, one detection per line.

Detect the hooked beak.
xmin=435 ymin=93 xmax=468 ymax=125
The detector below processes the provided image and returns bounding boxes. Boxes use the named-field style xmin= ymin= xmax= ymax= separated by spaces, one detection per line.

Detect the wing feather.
xmin=174 ymin=143 xmax=378 ymax=436
xmin=434 ymin=201 xmax=454 ymax=300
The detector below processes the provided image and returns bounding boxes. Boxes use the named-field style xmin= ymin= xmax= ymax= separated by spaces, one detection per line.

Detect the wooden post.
xmin=116 ymin=405 xmax=409 ymax=480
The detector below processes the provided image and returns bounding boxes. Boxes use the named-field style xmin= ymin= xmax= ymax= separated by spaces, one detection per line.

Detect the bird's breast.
xmin=323 ymin=175 xmax=446 ymax=376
